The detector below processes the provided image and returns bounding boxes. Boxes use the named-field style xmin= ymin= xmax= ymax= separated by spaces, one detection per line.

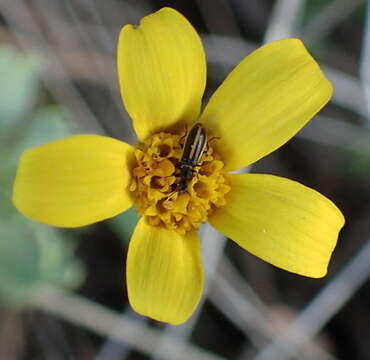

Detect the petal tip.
xmin=139 ymin=7 xmax=184 ymax=27
xmin=129 ymin=301 xmax=189 ymax=325
xmin=157 ymin=6 xmax=181 ymax=14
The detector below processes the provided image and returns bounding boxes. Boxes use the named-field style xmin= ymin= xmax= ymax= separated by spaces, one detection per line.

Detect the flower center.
xmin=129 ymin=130 xmax=230 ymax=234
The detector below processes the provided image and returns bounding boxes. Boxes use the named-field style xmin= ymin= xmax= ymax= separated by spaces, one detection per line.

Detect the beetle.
xmin=178 ymin=123 xmax=207 ymax=193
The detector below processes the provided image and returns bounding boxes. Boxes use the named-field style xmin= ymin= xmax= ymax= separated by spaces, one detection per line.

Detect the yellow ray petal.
xmin=118 ymin=7 xmax=206 ymax=140
xmin=200 ymin=39 xmax=333 ymax=171
xmin=13 ymin=135 xmax=134 ymax=227
xmin=127 ymin=217 xmax=204 ymax=325
xmin=209 ymin=174 xmax=345 ymax=278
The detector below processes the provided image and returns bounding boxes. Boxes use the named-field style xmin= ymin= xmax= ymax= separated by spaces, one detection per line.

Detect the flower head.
xmin=13 ymin=8 xmax=344 ymax=325
xmin=130 ymin=130 xmax=230 ymax=234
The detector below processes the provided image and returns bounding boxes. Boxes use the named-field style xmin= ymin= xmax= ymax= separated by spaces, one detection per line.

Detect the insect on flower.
xmin=178 ymin=123 xmax=207 ymax=193
xmin=13 ymin=7 xmax=345 ymax=325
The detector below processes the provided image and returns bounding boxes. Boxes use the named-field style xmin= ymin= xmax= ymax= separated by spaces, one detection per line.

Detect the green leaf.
xmin=20 ymin=105 xmax=78 ymax=146
xmin=108 ymin=207 xmax=139 ymax=243
xmin=0 ymin=216 xmax=41 ymax=303
xmin=2 ymin=105 xmax=78 ymax=187
xmin=0 ymin=187 xmax=15 ymax=220
xmin=0 ymin=212 xmax=84 ymax=306
xmin=0 ymin=46 xmax=39 ymax=128
xmin=31 ymin=223 xmax=85 ymax=289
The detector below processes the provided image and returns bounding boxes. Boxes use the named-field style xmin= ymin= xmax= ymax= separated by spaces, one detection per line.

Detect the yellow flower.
xmin=13 ymin=7 xmax=344 ymax=325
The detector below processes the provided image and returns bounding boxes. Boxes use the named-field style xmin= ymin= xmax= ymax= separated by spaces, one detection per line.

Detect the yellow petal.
xmin=127 ymin=217 xmax=204 ymax=324
xmin=200 ymin=39 xmax=333 ymax=171
xmin=118 ymin=7 xmax=206 ymax=140
xmin=209 ymin=174 xmax=345 ymax=278
xmin=13 ymin=135 xmax=134 ymax=227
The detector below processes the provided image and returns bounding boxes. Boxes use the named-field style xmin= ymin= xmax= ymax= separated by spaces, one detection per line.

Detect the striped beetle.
xmin=178 ymin=123 xmax=207 ymax=193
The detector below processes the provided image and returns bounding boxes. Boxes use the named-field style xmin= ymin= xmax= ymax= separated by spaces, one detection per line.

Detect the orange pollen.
xmin=129 ymin=131 xmax=231 ymax=234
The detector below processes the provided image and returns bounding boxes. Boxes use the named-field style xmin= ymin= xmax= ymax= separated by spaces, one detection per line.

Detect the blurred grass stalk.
xmin=360 ymin=0 xmax=370 ymax=123
xmin=253 ymin=238 xmax=370 ymax=360
xmin=27 ymin=286 xmax=227 ymax=360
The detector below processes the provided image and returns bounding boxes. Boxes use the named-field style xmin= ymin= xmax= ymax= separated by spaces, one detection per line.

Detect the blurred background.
xmin=0 ymin=0 xmax=369 ymax=359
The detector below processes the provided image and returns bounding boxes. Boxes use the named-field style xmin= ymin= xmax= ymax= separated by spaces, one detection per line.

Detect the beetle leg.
xmin=208 ymin=136 xmax=221 ymax=143
xmin=204 ymin=136 xmax=220 ymax=153
xmin=179 ymin=125 xmax=188 ymax=145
